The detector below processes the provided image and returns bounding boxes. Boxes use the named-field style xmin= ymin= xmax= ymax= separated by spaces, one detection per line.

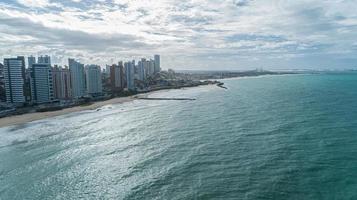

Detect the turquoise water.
xmin=1 ymin=74 xmax=357 ymax=199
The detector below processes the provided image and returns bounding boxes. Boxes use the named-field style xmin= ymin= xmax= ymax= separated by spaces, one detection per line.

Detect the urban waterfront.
xmin=0 ymin=55 xmax=167 ymax=118
xmin=1 ymin=74 xmax=357 ymax=199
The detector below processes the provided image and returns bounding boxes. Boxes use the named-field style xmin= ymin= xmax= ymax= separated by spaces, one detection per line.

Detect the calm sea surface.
xmin=1 ymin=74 xmax=357 ymax=199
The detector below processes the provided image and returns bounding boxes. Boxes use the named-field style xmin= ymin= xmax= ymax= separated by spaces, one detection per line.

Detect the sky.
xmin=1 ymin=0 xmax=357 ymax=70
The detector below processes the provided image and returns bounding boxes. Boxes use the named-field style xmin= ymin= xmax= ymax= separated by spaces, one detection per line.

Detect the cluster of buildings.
xmin=0 ymin=55 xmax=161 ymax=107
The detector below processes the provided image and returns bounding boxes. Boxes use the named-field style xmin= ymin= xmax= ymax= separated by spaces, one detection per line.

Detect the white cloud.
xmin=16 ymin=0 xmax=61 ymax=8
xmin=1 ymin=0 xmax=357 ymax=69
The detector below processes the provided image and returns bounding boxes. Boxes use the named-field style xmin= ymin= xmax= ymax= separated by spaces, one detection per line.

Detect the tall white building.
xmin=38 ymin=55 xmax=51 ymax=65
xmin=3 ymin=57 xmax=26 ymax=105
xmin=154 ymin=55 xmax=160 ymax=73
xmin=30 ymin=63 xmax=54 ymax=104
xmin=85 ymin=65 xmax=102 ymax=96
xmin=69 ymin=58 xmax=86 ymax=98
xmin=125 ymin=62 xmax=135 ymax=90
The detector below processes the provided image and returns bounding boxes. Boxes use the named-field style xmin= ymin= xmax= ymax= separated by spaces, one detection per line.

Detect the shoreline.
xmin=0 ymin=95 xmax=135 ymax=128
xmin=0 ymin=73 xmax=298 ymax=128
xmin=0 ymin=84 xmax=216 ymax=128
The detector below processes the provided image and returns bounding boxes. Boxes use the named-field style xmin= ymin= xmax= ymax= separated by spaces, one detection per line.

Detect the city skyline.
xmin=1 ymin=54 xmax=161 ymax=106
xmin=1 ymin=1 xmax=357 ymax=70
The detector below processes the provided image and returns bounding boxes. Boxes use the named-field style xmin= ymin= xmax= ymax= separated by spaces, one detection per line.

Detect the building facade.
xmin=149 ymin=59 xmax=156 ymax=76
xmin=144 ymin=60 xmax=150 ymax=77
xmin=28 ymin=56 xmax=36 ymax=68
xmin=85 ymin=65 xmax=102 ymax=96
xmin=154 ymin=55 xmax=160 ymax=73
xmin=52 ymin=65 xmax=72 ymax=100
xmin=138 ymin=59 xmax=146 ymax=81
xmin=0 ymin=63 xmax=4 ymax=101
xmin=30 ymin=63 xmax=54 ymax=104
xmin=125 ymin=62 xmax=135 ymax=90
xmin=3 ymin=57 xmax=26 ymax=105
xmin=110 ymin=64 xmax=124 ymax=91
xmin=69 ymin=58 xmax=86 ymax=98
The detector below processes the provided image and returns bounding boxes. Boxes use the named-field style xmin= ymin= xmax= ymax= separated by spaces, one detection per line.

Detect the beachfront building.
xmin=154 ymin=55 xmax=160 ymax=73
xmin=0 ymin=63 xmax=4 ymax=102
xmin=24 ymin=68 xmax=32 ymax=102
xmin=30 ymin=63 xmax=54 ymax=104
xmin=119 ymin=61 xmax=126 ymax=88
xmin=0 ymin=63 xmax=4 ymax=97
xmin=3 ymin=57 xmax=26 ymax=105
xmin=52 ymin=65 xmax=72 ymax=100
xmin=149 ymin=59 xmax=155 ymax=76
xmin=69 ymin=58 xmax=86 ymax=98
xmin=0 ymin=63 xmax=4 ymax=86
xmin=0 ymin=63 xmax=3 ymax=81
xmin=125 ymin=61 xmax=135 ymax=90
xmin=85 ymin=65 xmax=102 ymax=96
xmin=137 ymin=59 xmax=146 ymax=81
xmin=144 ymin=60 xmax=150 ymax=78
xmin=110 ymin=64 xmax=124 ymax=91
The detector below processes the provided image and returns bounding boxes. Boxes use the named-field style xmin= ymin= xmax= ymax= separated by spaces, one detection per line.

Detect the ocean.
xmin=1 ymin=73 xmax=357 ymax=199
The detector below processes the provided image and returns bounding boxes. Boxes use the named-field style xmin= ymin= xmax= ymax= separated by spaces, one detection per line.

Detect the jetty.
xmin=217 ymin=82 xmax=228 ymax=89
xmin=135 ymin=97 xmax=196 ymax=101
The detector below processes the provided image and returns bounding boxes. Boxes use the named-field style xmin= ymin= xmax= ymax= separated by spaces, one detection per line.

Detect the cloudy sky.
xmin=1 ymin=0 xmax=357 ymax=70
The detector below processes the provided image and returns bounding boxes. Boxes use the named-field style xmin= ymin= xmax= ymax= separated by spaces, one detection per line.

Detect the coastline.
xmin=0 ymin=73 xmax=298 ymax=128
xmin=0 ymin=84 xmax=216 ymax=128
xmin=0 ymin=96 xmax=134 ymax=128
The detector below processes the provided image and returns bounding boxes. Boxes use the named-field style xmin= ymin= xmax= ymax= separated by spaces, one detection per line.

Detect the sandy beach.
xmin=0 ymin=96 xmax=135 ymax=128
xmin=0 ymin=84 xmax=217 ymax=128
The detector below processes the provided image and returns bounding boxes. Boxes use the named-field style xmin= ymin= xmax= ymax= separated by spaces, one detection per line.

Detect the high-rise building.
xmin=26 ymin=56 xmax=36 ymax=102
xmin=144 ymin=60 xmax=150 ymax=77
xmin=154 ymin=55 xmax=160 ymax=73
xmin=0 ymin=63 xmax=5 ymax=102
xmin=118 ymin=61 xmax=126 ymax=88
xmin=3 ymin=57 xmax=26 ymax=105
xmin=137 ymin=59 xmax=146 ymax=81
xmin=149 ymin=59 xmax=155 ymax=76
xmin=52 ymin=65 xmax=72 ymax=100
xmin=30 ymin=63 xmax=54 ymax=104
xmin=0 ymin=63 xmax=4 ymax=87
xmin=38 ymin=55 xmax=51 ymax=65
xmin=28 ymin=56 xmax=36 ymax=68
xmin=132 ymin=60 xmax=137 ymax=74
xmin=24 ymin=68 xmax=32 ymax=102
xmin=125 ymin=62 xmax=135 ymax=90
xmin=69 ymin=58 xmax=86 ymax=98
xmin=103 ymin=64 xmax=111 ymax=79
xmin=0 ymin=63 xmax=3 ymax=78
xmin=85 ymin=65 xmax=102 ymax=96
xmin=110 ymin=64 xmax=124 ymax=91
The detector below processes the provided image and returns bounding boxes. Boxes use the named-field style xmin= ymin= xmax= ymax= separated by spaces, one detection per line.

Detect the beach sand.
xmin=0 ymin=85 xmax=216 ymax=128
xmin=0 ymin=96 xmax=135 ymax=128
